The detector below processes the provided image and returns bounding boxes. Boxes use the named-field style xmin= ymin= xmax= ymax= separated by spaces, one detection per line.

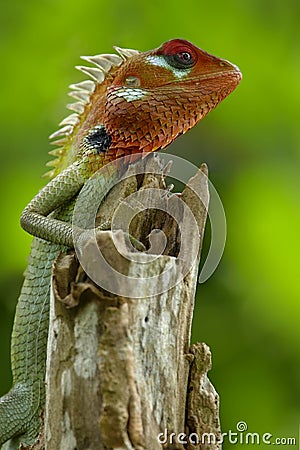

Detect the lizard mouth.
xmin=163 ymin=67 xmax=242 ymax=86
xmin=184 ymin=68 xmax=242 ymax=83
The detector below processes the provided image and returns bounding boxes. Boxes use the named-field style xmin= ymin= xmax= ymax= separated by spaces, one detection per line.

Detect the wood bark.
xmin=38 ymin=155 xmax=221 ymax=450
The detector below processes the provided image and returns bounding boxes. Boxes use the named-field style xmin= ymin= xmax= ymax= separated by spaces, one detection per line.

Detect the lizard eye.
xmin=161 ymin=40 xmax=198 ymax=70
xmin=168 ymin=51 xmax=194 ymax=69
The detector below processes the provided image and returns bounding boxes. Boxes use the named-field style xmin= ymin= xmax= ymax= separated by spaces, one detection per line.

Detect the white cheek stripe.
xmin=146 ymin=55 xmax=191 ymax=79
xmin=114 ymin=87 xmax=148 ymax=102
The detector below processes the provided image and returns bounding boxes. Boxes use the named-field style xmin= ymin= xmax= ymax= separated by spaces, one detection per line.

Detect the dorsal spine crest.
xmin=46 ymin=46 xmax=140 ymax=179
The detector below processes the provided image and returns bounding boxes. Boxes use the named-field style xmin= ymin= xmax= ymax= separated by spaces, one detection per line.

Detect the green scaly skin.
xmin=0 ymin=39 xmax=241 ymax=447
xmin=1 ymin=239 xmax=62 ymax=448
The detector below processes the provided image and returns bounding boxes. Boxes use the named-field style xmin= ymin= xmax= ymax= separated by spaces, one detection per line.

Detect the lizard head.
xmin=47 ymin=39 xmax=241 ymax=177
xmin=104 ymin=39 xmax=241 ymax=155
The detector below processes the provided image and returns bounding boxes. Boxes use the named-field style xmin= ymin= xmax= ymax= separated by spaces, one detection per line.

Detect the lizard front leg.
xmin=20 ymin=160 xmax=86 ymax=247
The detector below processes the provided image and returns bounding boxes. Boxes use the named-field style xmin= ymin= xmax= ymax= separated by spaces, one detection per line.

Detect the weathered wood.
xmin=42 ymin=155 xmax=221 ymax=450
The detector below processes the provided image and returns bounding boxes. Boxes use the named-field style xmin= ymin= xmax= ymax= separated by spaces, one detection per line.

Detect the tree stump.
xmin=41 ymin=155 xmax=221 ymax=450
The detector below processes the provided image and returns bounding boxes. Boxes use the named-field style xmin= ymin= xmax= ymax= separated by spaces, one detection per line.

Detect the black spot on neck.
xmin=84 ymin=125 xmax=112 ymax=154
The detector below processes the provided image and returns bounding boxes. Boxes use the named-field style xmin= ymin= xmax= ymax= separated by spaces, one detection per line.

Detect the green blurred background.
xmin=0 ymin=0 xmax=299 ymax=447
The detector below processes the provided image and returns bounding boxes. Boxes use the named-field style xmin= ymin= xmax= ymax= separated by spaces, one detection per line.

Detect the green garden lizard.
xmin=0 ymin=39 xmax=241 ymax=448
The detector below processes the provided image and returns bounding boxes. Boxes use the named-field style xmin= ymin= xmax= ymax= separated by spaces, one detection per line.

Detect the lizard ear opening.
xmin=125 ymin=76 xmax=141 ymax=88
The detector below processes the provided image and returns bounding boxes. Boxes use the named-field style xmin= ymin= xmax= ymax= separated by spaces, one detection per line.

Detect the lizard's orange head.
xmin=47 ymin=39 xmax=241 ymax=177
xmin=104 ymin=39 xmax=241 ymax=155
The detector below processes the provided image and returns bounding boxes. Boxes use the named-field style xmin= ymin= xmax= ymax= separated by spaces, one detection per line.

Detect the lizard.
xmin=0 ymin=38 xmax=241 ymax=448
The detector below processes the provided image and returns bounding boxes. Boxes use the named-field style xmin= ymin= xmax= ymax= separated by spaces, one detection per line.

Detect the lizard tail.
xmin=0 ymin=382 xmax=41 ymax=448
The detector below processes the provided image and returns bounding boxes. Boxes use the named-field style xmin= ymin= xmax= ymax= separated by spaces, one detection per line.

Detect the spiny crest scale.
xmin=59 ymin=114 xmax=80 ymax=127
xmin=69 ymin=80 xmax=95 ymax=92
xmin=113 ymin=46 xmax=140 ymax=60
xmin=81 ymin=55 xmax=117 ymax=73
xmin=75 ymin=66 xmax=105 ymax=83
xmin=68 ymin=91 xmax=90 ymax=103
xmin=49 ymin=125 xmax=73 ymax=140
